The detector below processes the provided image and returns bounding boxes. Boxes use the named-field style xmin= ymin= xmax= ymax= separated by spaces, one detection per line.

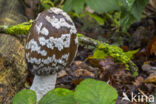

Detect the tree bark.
xmin=0 ymin=34 xmax=28 ymax=104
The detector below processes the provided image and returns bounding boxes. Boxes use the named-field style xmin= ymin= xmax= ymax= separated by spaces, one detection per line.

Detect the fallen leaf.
xmin=145 ymin=73 xmax=156 ymax=83
xmin=72 ymin=78 xmax=83 ymax=85
xmin=133 ymin=76 xmax=144 ymax=87
xmin=57 ymin=70 xmax=67 ymax=78
xmin=142 ymin=61 xmax=156 ymax=74
xmin=146 ymin=36 xmax=156 ymax=56
xmin=120 ymin=46 xmax=129 ymax=52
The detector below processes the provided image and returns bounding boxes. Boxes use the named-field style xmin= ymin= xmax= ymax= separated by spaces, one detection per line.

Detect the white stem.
xmin=30 ymin=73 xmax=57 ymax=102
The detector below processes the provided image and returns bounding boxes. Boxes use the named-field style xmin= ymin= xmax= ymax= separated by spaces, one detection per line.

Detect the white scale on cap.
xmin=25 ymin=39 xmax=47 ymax=56
xmin=38 ymin=34 xmax=71 ymax=51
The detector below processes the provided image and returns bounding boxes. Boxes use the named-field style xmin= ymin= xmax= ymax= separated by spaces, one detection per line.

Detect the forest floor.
xmin=22 ymin=4 xmax=156 ymax=104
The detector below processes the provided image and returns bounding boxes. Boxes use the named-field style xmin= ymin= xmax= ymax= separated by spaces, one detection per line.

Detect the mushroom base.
xmin=30 ymin=73 xmax=57 ymax=101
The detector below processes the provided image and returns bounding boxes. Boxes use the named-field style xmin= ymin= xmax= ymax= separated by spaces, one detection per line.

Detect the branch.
xmin=0 ymin=20 xmax=33 ymax=35
xmin=0 ymin=21 xmax=138 ymax=76
xmin=77 ymin=34 xmax=138 ymax=76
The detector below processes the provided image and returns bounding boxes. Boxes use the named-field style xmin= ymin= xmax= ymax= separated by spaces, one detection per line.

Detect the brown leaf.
xmin=72 ymin=78 xmax=83 ymax=85
xmin=133 ymin=76 xmax=144 ymax=87
xmin=145 ymin=73 xmax=156 ymax=83
xmin=120 ymin=46 xmax=129 ymax=52
xmin=88 ymin=58 xmax=101 ymax=68
xmin=74 ymin=68 xmax=95 ymax=77
xmin=89 ymin=56 xmax=115 ymax=69
xmin=70 ymin=61 xmax=96 ymax=78
xmin=142 ymin=61 xmax=156 ymax=74
xmin=99 ymin=57 xmax=115 ymax=69
xmin=146 ymin=36 xmax=156 ymax=56
xmin=57 ymin=70 xmax=67 ymax=78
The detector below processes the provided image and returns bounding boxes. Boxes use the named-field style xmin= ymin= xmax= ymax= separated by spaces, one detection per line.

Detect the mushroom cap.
xmin=25 ymin=7 xmax=78 ymax=75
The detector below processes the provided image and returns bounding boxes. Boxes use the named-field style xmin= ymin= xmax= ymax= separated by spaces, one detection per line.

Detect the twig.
xmin=77 ymin=33 xmax=138 ymax=76
xmin=0 ymin=22 xmax=138 ymax=75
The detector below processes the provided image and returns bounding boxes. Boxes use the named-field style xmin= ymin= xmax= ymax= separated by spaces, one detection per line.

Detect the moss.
xmin=2 ymin=24 xmax=138 ymax=76
xmin=98 ymin=43 xmax=130 ymax=65
xmin=76 ymin=34 xmax=138 ymax=76
xmin=5 ymin=20 xmax=33 ymax=35
xmin=97 ymin=43 xmax=138 ymax=76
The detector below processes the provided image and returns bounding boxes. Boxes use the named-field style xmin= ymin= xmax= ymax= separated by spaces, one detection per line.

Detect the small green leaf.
xmin=120 ymin=0 xmax=149 ymax=31
xmin=64 ymin=0 xmax=120 ymax=14
xmin=131 ymin=0 xmax=149 ymax=20
xmin=120 ymin=0 xmax=135 ymax=11
xmin=85 ymin=0 xmax=120 ymax=13
xmin=74 ymin=78 xmax=118 ymax=104
xmin=88 ymin=13 xmax=105 ymax=25
xmin=63 ymin=0 xmax=73 ymax=12
xmin=11 ymin=89 xmax=36 ymax=104
xmin=120 ymin=10 xmax=135 ymax=32
xmin=39 ymin=88 xmax=75 ymax=104
xmin=40 ymin=0 xmax=54 ymax=9
xmin=63 ymin=0 xmax=85 ymax=14
xmin=125 ymin=49 xmax=139 ymax=59
xmin=73 ymin=0 xmax=85 ymax=14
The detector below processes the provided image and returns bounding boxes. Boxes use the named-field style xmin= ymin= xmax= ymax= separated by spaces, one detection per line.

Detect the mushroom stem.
xmin=30 ymin=73 xmax=57 ymax=101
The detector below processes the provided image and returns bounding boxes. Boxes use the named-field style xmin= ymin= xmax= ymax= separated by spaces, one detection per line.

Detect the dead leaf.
xmin=142 ymin=61 xmax=156 ymax=74
xmin=146 ymin=36 xmax=156 ymax=56
xmin=145 ymin=73 xmax=156 ymax=83
xmin=74 ymin=68 xmax=95 ymax=77
xmin=57 ymin=70 xmax=67 ymax=78
xmin=133 ymin=76 xmax=144 ymax=87
xmin=88 ymin=58 xmax=101 ymax=68
xmin=120 ymin=46 xmax=129 ymax=52
xmin=72 ymin=78 xmax=83 ymax=85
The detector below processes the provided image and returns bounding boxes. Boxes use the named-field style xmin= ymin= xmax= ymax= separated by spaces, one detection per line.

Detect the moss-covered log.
xmin=0 ymin=34 xmax=28 ymax=104
xmin=0 ymin=21 xmax=138 ymax=75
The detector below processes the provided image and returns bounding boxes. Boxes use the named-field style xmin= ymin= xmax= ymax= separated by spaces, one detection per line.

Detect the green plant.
xmin=92 ymin=43 xmax=139 ymax=70
xmin=40 ymin=0 xmax=55 ymax=9
xmin=11 ymin=89 xmax=36 ymax=104
xmin=77 ymin=33 xmax=138 ymax=76
xmin=5 ymin=20 xmax=33 ymax=35
xmin=63 ymin=0 xmax=149 ymax=32
xmin=39 ymin=88 xmax=75 ymax=104
xmin=74 ymin=79 xmax=118 ymax=104
xmin=120 ymin=0 xmax=149 ymax=31
xmin=11 ymin=79 xmax=118 ymax=104
xmin=63 ymin=0 xmax=120 ymax=14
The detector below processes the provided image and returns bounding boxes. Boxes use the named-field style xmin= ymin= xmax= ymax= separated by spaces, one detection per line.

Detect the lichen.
xmin=5 ymin=20 xmax=33 ymax=35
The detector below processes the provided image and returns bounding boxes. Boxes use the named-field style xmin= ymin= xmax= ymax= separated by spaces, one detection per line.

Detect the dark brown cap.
xmin=25 ymin=7 xmax=78 ymax=75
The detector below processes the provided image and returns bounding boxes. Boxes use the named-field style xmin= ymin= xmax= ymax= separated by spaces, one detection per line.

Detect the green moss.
xmin=5 ymin=20 xmax=33 ymax=35
xmin=93 ymin=43 xmax=138 ymax=76
xmin=98 ymin=43 xmax=130 ymax=66
xmin=77 ymin=34 xmax=138 ymax=76
xmin=3 ymin=24 xmax=138 ymax=76
xmin=77 ymin=33 xmax=84 ymax=37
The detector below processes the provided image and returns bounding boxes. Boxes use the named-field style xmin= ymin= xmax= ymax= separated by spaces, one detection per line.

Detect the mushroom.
xmin=25 ymin=7 xmax=78 ymax=101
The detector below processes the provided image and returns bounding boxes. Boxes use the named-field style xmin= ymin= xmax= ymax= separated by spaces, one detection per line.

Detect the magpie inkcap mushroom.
xmin=25 ymin=7 xmax=78 ymax=101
